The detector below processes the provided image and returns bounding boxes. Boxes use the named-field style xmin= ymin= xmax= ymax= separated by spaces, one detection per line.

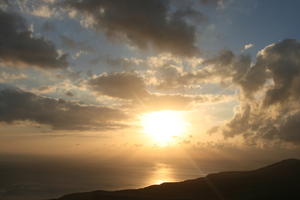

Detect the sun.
xmin=141 ymin=110 xmax=188 ymax=145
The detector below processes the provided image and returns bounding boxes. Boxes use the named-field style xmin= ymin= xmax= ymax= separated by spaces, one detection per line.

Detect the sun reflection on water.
xmin=148 ymin=163 xmax=176 ymax=185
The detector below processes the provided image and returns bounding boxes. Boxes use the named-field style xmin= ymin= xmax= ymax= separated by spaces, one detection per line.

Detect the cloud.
xmin=9 ymin=0 xmax=59 ymax=18
xmin=88 ymin=72 xmax=149 ymax=100
xmin=0 ymin=71 xmax=27 ymax=83
xmin=65 ymin=91 xmax=74 ymax=97
xmin=0 ymin=85 xmax=127 ymax=130
xmin=0 ymin=1 xmax=7 ymax=7
xmin=41 ymin=21 xmax=56 ymax=32
xmin=88 ymin=72 xmax=231 ymax=111
xmin=154 ymin=64 xmax=185 ymax=90
xmin=174 ymin=0 xmax=227 ymax=8
xmin=243 ymin=43 xmax=254 ymax=50
xmin=149 ymin=50 xmax=252 ymax=91
xmin=61 ymin=0 xmax=202 ymax=56
xmin=143 ymin=93 xmax=230 ymax=111
xmin=210 ymin=39 xmax=300 ymax=145
xmin=258 ymin=39 xmax=300 ymax=106
xmin=0 ymin=9 xmax=67 ymax=69
xmin=31 ymin=4 xmax=54 ymax=18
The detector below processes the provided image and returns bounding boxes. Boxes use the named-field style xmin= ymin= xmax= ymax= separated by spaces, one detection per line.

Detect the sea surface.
xmin=0 ymin=154 xmax=265 ymax=200
xmin=0 ymin=156 xmax=205 ymax=200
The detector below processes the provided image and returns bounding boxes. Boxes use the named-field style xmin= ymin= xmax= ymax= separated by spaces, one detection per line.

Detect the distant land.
xmin=50 ymin=159 xmax=300 ymax=200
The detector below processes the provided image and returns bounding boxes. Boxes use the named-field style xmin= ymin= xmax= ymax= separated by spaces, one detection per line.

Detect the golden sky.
xmin=1 ymin=0 xmax=300 ymax=173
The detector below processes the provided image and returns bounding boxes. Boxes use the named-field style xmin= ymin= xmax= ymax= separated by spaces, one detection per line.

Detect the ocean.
xmin=0 ymin=154 xmax=208 ymax=200
xmin=0 ymin=153 xmax=266 ymax=200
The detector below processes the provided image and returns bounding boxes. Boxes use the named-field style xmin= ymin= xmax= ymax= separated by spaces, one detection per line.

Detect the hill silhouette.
xmin=50 ymin=159 xmax=300 ymax=200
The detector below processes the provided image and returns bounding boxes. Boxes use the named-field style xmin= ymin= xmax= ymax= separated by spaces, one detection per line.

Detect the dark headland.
xmin=50 ymin=159 xmax=300 ymax=200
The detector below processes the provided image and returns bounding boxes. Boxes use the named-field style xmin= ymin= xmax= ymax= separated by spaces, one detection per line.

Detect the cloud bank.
xmin=208 ymin=39 xmax=300 ymax=144
xmin=88 ymin=71 xmax=230 ymax=111
xmin=61 ymin=0 xmax=202 ymax=56
xmin=0 ymin=85 xmax=126 ymax=130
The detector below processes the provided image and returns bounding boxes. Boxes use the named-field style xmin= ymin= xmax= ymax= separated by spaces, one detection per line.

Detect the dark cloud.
xmin=210 ymin=39 xmax=300 ymax=145
xmin=279 ymin=112 xmax=300 ymax=142
xmin=65 ymin=91 xmax=74 ymax=97
xmin=0 ymin=85 xmax=127 ymax=130
xmin=236 ymin=39 xmax=300 ymax=106
xmin=0 ymin=9 xmax=67 ymax=69
xmin=61 ymin=0 xmax=201 ymax=56
xmin=258 ymin=39 xmax=300 ymax=106
xmin=155 ymin=64 xmax=185 ymax=90
xmin=41 ymin=21 xmax=56 ymax=32
xmin=203 ymin=50 xmax=250 ymax=82
xmin=88 ymin=72 xmax=149 ymax=100
xmin=0 ymin=0 xmax=8 ymax=7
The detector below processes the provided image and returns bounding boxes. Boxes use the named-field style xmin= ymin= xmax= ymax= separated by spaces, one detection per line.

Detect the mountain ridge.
xmin=50 ymin=159 xmax=300 ymax=200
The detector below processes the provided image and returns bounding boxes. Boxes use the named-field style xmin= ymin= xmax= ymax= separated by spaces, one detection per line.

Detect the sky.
xmin=1 ymin=0 xmax=300 ymax=199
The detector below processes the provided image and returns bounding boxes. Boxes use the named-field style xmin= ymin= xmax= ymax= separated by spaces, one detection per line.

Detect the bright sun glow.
xmin=141 ymin=110 xmax=188 ymax=145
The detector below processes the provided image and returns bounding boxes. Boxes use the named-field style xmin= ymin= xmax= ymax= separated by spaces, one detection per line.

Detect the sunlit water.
xmin=146 ymin=163 xmax=203 ymax=186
